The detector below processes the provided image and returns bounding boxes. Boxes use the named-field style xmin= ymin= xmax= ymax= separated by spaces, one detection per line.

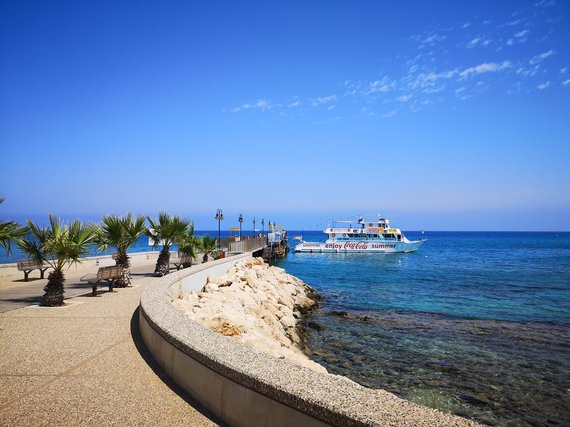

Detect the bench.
xmin=16 ymin=259 xmax=50 ymax=281
xmin=171 ymin=252 xmax=194 ymax=270
xmin=80 ymin=265 xmax=123 ymax=296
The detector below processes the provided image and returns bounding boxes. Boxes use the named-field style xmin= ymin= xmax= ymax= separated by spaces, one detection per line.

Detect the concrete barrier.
xmin=139 ymin=254 xmax=478 ymax=427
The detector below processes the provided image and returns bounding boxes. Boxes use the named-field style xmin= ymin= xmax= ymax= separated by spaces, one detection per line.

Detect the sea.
xmin=3 ymin=229 xmax=569 ymax=426
xmin=275 ymin=231 xmax=570 ymax=427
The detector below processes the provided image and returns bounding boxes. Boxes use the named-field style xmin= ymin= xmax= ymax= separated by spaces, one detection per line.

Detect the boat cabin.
xmin=325 ymin=217 xmax=403 ymax=242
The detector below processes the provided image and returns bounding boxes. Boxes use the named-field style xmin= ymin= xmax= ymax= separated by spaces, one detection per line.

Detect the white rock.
xmin=173 ymin=257 xmax=326 ymax=374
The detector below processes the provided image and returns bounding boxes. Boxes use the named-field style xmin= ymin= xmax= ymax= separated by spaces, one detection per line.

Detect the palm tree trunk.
xmin=42 ymin=269 xmax=65 ymax=306
xmin=155 ymin=247 xmax=170 ymax=276
xmin=115 ymin=252 xmax=131 ymax=287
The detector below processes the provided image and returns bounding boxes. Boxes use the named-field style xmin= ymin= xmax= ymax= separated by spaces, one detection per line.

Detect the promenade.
xmin=0 ymin=260 xmax=219 ymax=426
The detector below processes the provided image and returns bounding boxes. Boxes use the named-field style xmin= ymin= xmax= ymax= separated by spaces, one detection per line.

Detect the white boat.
xmin=294 ymin=215 xmax=426 ymax=253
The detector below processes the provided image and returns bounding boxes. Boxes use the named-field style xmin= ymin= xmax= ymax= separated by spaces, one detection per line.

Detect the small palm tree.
xmin=17 ymin=216 xmax=96 ymax=307
xmin=198 ymin=235 xmax=218 ymax=263
xmin=146 ymin=213 xmax=190 ymax=276
xmin=176 ymin=222 xmax=197 ymax=268
xmin=95 ymin=213 xmax=146 ymax=287
xmin=0 ymin=197 xmax=27 ymax=255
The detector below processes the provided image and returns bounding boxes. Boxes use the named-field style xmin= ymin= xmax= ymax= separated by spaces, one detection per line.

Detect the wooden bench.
xmin=16 ymin=259 xmax=50 ymax=281
xmin=80 ymin=265 xmax=123 ymax=296
xmin=171 ymin=253 xmax=194 ymax=270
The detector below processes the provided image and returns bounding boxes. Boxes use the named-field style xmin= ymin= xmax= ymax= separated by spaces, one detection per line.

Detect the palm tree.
xmin=17 ymin=216 xmax=96 ymax=307
xmin=198 ymin=235 xmax=218 ymax=263
xmin=0 ymin=197 xmax=27 ymax=255
xmin=176 ymin=222 xmax=197 ymax=268
xmin=146 ymin=213 xmax=190 ymax=276
xmin=95 ymin=213 xmax=146 ymax=287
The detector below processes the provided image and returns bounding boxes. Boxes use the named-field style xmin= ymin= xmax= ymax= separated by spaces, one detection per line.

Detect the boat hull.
xmin=294 ymin=239 xmax=426 ymax=253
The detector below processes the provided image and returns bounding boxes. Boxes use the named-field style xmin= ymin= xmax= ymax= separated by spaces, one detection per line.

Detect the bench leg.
xmin=40 ymin=268 xmax=48 ymax=279
xmin=24 ymin=271 xmax=30 ymax=282
xmin=108 ymin=280 xmax=114 ymax=293
xmin=91 ymin=283 xmax=98 ymax=297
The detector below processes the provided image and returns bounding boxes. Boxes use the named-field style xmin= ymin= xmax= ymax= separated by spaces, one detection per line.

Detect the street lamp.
xmin=215 ymin=209 xmax=224 ymax=250
xmin=253 ymin=217 xmax=256 ymax=237
xmin=238 ymin=213 xmax=243 ymax=239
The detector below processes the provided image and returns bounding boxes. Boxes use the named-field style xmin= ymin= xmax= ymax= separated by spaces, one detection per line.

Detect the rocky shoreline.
xmin=172 ymin=257 xmax=327 ymax=373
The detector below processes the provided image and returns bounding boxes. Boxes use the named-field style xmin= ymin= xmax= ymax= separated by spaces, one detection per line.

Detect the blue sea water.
xmin=279 ymin=231 xmax=570 ymax=324
xmin=275 ymin=231 xmax=570 ymax=427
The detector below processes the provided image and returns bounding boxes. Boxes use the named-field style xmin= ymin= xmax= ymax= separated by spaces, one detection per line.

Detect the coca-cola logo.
xmin=344 ymin=241 xmax=368 ymax=250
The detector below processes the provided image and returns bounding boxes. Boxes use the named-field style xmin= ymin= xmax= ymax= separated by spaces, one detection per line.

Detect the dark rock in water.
xmin=307 ymin=321 xmax=325 ymax=331
xmin=475 ymin=417 xmax=497 ymax=426
xmin=458 ymin=394 xmax=490 ymax=405
xmin=328 ymin=310 xmax=349 ymax=318
xmin=328 ymin=340 xmax=351 ymax=349
xmin=358 ymin=315 xmax=371 ymax=322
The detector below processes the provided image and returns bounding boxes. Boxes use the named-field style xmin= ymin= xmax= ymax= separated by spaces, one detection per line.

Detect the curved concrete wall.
xmin=139 ymin=254 xmax=478 ymax=427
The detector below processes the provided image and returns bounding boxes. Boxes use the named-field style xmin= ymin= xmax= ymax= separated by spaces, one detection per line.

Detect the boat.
xmin=294 ymin=215 xmax=426 ymax=253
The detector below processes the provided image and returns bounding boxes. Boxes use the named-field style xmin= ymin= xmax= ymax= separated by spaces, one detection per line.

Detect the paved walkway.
xmin=0 ymin=265 xmax=220 ymax=426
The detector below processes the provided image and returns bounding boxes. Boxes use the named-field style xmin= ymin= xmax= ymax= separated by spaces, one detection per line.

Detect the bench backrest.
xmin=179 ymin=254 xmax=193 ymax=264
xmin=17 ymin=259 xmax=43 ymax=271
xmin=97 ymin=265 xmax=123 ymax=280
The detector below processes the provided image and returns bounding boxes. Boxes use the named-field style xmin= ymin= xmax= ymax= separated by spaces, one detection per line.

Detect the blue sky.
xmin=1 ymin=0 xmax=569 ymax=231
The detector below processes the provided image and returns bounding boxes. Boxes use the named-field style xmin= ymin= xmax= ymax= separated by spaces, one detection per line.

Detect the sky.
xmin=1 ymin=0 xmax=569 ymax=231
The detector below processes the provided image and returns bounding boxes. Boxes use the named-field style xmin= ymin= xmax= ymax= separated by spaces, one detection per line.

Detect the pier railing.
xmin=228 ymin=236 xmax=266 ymax=253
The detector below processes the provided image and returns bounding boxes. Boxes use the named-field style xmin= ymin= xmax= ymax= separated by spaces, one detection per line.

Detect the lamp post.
xmin=215 ymin=209 xmax=224 ymax=250
xmin=238 ymin=214 xmax=243 ymax=239
xmin=253 ymin=217 xmax=256 ymax=237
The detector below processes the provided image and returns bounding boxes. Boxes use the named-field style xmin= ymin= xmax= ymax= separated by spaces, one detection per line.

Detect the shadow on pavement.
xmin=129 ymin=307 xmax=225 ymax=426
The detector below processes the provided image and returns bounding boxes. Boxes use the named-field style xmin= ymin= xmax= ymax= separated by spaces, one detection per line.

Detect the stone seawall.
xmin=139 ymin=252 xmax=481 ymax=427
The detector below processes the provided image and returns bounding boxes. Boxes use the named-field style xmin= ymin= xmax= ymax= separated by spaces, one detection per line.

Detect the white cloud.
xmin=232 ymin=99 xmax=270 ymax=112
xmin=327 ymin=105 xmax=336 ymax=111
xmin=409 ymin=69 xmax=457 ymax=89
xmin=459 ymin=61 xmax=511 ymax=79
xmin=467 ymin=37 xmax=491 ymax=48
xmin=368 ymin=78 xmax=392 ymax=94
xmin=516 ymin=65 xmax=541 ymax=77
xmin=397 ymin=95 xmax=412 ymax=102
xmin=530 ymin=50 xmax=555 ymax=65
xmin=423 ymin=34 xmax=446 ymax=44
xmin=562 ymin=79 xmax=570 ymax=86
xmin=515 ymin=29 xmax=530 ymax=38
xmin=423 ymin=86 xmax=445 ymax=94
xmin=561 ymin=68 xmax=568 ymax=74
xmin=255 ymin=99 xmax=269 ymax=109
xmin=311 ymin=95 xmax=336 ymax=106
xmin=382 ymin=109 xmax=397 ymax=118
xmin=534 ymin=0 xmax=555 ymax=7
xmin=537 ymin=81 xmax=551 ymax=90
xmin=288 ymin=100 xmax=301 ymax=108
xmin=506 ymin=19 xmax=521 ymax=26
xmin=467 ymin=37 xmax=482 ymax=48
xmin=462 ymin=22 xmax=471 ymax=29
